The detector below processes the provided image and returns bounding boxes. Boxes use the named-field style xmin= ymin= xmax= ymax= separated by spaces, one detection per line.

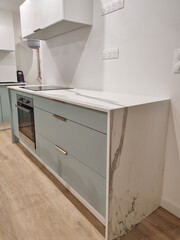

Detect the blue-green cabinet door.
xmin=0 ymin=86 xmax=11 ymax=123
xmin=0 ymin=96 xmax=3 ymax=124
xmin=36 ymin=133 xmax=106 ymax=217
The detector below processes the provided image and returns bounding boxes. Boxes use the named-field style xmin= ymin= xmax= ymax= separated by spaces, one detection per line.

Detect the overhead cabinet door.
xmin=20 ymin=0 xmax=93 ymax=40
xmin=20 ymin=0 xmax=40 ymax=38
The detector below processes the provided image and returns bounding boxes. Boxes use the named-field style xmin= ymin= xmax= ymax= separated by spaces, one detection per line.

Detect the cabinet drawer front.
xmin=34 ymin=95 xmax=107 ymax=134
xmin=36 ymin=133 xmax=106 ymax=217
xmin=36 ymin=133 xmax=58 ymax=172
xmin=35 ymin=107 xmax=107 ymax=177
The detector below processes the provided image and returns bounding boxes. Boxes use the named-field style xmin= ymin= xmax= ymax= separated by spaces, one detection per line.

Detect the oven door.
xmin=16 ymin=103 xmax=36 ymax=149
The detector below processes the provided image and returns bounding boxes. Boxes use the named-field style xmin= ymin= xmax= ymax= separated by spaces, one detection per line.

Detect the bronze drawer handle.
xmin=54 ymin=145 xmax=67 ymax=155
xmin=53 ymin=114 xmax=67 ymax=122
xmin=34 ymin=28 xmax=41 ymax=32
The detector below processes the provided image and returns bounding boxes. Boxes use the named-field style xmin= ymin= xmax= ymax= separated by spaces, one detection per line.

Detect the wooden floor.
xmin=0 ymin=130 xmax=180 ymax=240
xmin=122 ymin=208 xmax=180 ymax=240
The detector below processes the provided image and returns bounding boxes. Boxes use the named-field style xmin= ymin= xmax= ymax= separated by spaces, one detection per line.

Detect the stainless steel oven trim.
xmin=19 ymin=132 xmax=35 ymax=149
xmin=15 ymin=104 xmax=32 ymax=113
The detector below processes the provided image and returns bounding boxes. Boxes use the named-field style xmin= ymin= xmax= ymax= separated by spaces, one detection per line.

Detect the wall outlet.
xmin=173 ymin=49 xmax=180 ymax=73
xmin=103 ymin=48 xmax=119 ymax=60
xmin=102 ymin=0 xmax=124 ymax=16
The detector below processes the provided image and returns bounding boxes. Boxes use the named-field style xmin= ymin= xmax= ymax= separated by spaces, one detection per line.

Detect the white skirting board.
xmin=161 ymin=198 xmax=180 ymax=219
xmin=19 ymin=140 xmax=106 ymax=226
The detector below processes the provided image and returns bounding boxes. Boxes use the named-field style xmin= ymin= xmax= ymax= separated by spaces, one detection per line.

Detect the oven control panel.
xmin=17 ymin=94 xmax=33 ymax=107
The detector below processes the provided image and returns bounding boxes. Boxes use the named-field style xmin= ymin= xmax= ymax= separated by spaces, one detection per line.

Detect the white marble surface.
xmin=0 ymin=82 xmax=25 ymax=86
xmin=107 ymin=101 xmax=169 ymax=239
xmin=8 ymin=85 xmax=169 ymax=112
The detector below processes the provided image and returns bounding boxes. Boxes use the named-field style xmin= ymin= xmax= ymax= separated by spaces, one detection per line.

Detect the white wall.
xmin=13 ymin=11 xmax=41 ymax=85
xmin=42 ymin=0 xmax=104 ymax=89
xmin=0 ymin=51 xmax=16 ymax=82
xmin=0 ymin=9 xmax=39 ymax=84
xmin=42 ymin=0 xmax=180 ymax=218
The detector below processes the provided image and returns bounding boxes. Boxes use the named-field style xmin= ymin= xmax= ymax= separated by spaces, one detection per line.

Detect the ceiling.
xmin=0 ymin=0 xmax=25 ymax=11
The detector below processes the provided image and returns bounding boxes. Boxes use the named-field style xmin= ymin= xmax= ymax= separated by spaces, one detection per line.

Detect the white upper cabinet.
xmin=20 ymin=0 xmax=93 ymax=40
xmin=0 ymin=9 xmax=15 ymax=51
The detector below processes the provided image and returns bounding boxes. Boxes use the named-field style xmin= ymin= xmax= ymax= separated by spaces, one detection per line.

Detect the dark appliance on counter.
xmin=16 ymin=94 xmax=36 ymax=149
xmin=17 ymin=70 xmax=25 ymax=82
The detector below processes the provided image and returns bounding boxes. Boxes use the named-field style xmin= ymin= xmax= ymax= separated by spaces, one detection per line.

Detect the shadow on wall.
xmin=15 ymin=38 xmax=40 ymax=84
xmin=44 ymin=26 xmax=92 ymax=86
xmin=0 ymin=52 xmax=9 ymax=62
xmin=0 ymin=51 xmax=16 ymax=64
xmin=162 ymin=104 xmax=180 ymax=218
xmin=42 ymin=0 xmax=105 ymax=89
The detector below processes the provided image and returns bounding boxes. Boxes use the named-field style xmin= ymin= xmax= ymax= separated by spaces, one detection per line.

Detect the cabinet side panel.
xmin=107 ymin=101 xmax=169 ymax=239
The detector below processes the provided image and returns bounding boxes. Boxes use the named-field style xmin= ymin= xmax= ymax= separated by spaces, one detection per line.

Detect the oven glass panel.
xmin=18 ymin=104 xmax=35 ymax=143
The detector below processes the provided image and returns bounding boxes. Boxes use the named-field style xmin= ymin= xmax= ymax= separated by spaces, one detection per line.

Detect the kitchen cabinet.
xmin=9 ymin=89 xmax=107 ymax=218
xmin=20 ymin=0 xmax=93 ymax=40
xmin=0 ymin=9 xmax=15 ymax=51
xmin=9 ymin=88 xmax=169 ymax=240
xmin=34 ymin=94 xmax=107 ymax=216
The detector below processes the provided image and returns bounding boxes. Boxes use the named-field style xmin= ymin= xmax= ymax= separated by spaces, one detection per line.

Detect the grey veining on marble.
xmin=109 ymin=108 xmax=128 ymax=202
xmin=8 ymin=86 xmax=169 ymax=112
xmin=67 ymin=89 xmax=125 ymax=107
xmin=107 ymin=101 xmax=169 ymax=240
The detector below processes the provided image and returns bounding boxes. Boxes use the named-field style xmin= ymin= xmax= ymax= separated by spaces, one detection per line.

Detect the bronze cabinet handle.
xmin=54 ymin=145 xmax=67 ymax=155
xmin=53 ymin=114 xmax=67 ymax=122
xmin=34 ymin=28 xmax=41 ymax=32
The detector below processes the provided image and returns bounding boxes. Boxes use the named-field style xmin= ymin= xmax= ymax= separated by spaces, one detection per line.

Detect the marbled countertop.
xmin=0 ymin=82 xmax=25 ymax=86
xmin=8 ymin=86 xmax=169 ymax=112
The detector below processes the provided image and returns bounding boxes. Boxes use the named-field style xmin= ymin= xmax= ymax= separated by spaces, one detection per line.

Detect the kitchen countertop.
xmin=8 ymin=86 xmax=169 ymax=112
xmin=0 ymin=82 xmax=25 ymax=86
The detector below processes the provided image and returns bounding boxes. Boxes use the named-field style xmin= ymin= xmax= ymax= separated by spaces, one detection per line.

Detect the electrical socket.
xmin=102 ymin=0 xmax=124 ymax=16
xmin=103 ymin=48 xmax=119 ymax=60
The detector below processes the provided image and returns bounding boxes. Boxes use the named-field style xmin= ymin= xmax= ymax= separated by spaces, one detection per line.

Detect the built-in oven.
xmin=16 ymin=94 xmax=36 ymax=149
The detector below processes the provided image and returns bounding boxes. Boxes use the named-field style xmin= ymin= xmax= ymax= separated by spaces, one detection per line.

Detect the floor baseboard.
xmin=161 ymin=198 xmax=180 ymax=219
